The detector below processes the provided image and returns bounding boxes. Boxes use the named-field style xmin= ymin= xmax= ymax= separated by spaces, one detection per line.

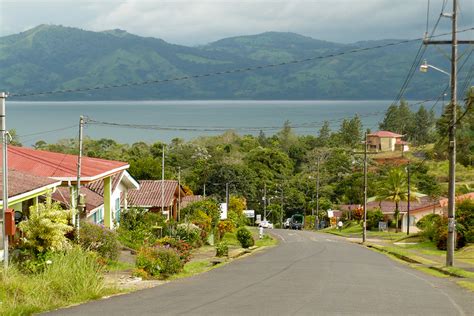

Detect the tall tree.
xmin=376 ymin=168 xmax=417 ymax=232
xmin=412 ymin=105 xmax=435 ymax=145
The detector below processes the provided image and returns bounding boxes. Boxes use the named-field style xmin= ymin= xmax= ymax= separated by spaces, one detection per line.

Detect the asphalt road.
xmin=49 ymin=230 xmax=474 ymax=315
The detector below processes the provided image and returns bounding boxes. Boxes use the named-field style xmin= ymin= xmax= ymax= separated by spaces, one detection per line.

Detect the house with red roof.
xmin=4 ymin=145 xmax=139 ymax=229
xmin=127 ymin=180 xmax=187 ymax=221
xmin=1 ymin=169 xmax=61 ymax=216
xmin=367 ymin=131 xmax=409 ymax=152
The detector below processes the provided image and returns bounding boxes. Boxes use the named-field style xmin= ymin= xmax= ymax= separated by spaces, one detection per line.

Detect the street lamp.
xmin=420 ymin=60 xmax=450 ymax=78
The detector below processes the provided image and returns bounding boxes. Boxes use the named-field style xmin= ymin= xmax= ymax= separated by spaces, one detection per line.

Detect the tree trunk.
xmin=395 ymin=202 xmax=399 ymax=233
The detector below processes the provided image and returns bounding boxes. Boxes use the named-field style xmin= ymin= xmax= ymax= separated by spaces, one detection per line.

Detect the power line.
xmin=8 ymin=27 xmax=474 ymax=99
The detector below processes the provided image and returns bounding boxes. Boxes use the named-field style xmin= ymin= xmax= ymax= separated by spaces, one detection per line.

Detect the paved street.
xmin=49 ymin=230 xmax=474 ymax=315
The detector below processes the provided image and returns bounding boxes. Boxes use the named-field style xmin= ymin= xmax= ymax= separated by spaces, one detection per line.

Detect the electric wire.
xmin=7 ymin=27 xmax=474 ymax=99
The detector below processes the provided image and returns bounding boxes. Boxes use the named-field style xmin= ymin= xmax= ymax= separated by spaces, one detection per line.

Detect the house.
xmin=339 ymin=195 xmax=442 ymax=233
xmin=52 ymin=171 xmax=139 ymax=225
xmin=367 ymin=131 xmax=409 ymax=152
xmin=127 ymin=180 xmax=186 ymax=221
xmin=5 ymin=145 xmax=138 ymax=229
xmin=0 ymin=169 xmax=61 ymax=216
xmin=180 ymin=195 xmax=203 ymax=209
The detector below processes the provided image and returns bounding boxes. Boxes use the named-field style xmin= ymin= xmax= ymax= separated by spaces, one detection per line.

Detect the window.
xmin=115 ymin=197 xmax=120 ymax=211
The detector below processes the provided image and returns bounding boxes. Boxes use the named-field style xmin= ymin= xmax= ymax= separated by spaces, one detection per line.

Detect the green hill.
xmin=0 ymin=25 xmax=466 ymax=100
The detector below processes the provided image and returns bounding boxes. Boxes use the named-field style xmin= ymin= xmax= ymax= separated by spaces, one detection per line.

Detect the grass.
xmin=221 ymin=232 xmax=240 ymax=246
xmin=457 ymin=281 xmax=474 ymax=292
xmin=169 ymin=260 xmax=221 ymax=280
xmin=255 ymin=234 xmax=278 ymax=247
xmin=106 ymin=259 xmax=135 ymax=272
xmin=0 ymin=247 xmax=116 ymax=316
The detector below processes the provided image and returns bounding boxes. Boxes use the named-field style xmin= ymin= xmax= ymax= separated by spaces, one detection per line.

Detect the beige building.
xmin=367 ymin=131 xmax=408 ymax=152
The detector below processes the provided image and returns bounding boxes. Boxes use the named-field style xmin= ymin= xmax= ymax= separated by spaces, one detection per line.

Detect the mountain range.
xmin=0 ymin=25 xmax=467 ymax=101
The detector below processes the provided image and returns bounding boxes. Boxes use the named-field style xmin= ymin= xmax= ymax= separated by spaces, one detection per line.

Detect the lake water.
xmin=7 ymin=100 xmax=439 ymax=146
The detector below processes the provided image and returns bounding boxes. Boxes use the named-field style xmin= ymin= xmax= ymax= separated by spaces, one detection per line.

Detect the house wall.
xmin=367 ymin=136 xmax=381 ymax=151
xmin=400 ymin=205 xmax=444 ymax=233
xmin=379 ymin=137 xmax=395 ymax=151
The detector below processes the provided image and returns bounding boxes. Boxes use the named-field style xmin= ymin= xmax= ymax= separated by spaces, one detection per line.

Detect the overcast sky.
xmin=1 ymin=0 xmax=473 ymax=45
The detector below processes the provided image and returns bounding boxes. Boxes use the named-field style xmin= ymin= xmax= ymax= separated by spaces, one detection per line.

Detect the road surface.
xmin=49 ymin=230 xmax=474 ymax=315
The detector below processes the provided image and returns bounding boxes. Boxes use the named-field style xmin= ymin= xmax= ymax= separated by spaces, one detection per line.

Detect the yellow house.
xmin=367 ymin=131 xmax=408 ymax=152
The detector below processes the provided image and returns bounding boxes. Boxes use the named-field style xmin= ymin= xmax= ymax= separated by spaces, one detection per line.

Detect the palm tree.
xmin=376 ymin=168 xmax=417 ymax=233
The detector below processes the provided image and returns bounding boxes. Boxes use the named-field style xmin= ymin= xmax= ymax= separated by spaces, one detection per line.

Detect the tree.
xmin=339 ymin=115 xmax=362 ymax=148
xmin=317 ymin=121 xmax=331 ymax=147
xmin=379 ymin=100 xmax=415 ymax=138
xmin=376 ymin=168 xmax=417 ymax=232
xmin=412 ymin=105 xmax=435 ymax=145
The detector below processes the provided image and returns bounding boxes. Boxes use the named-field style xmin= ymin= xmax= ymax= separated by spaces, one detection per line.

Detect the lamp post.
xmin=420 ymin=59 xmax=456 ymax=266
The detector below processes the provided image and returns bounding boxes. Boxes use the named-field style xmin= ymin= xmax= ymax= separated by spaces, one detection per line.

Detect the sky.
xmin=1 ymin=0 xmax=473 ymax=45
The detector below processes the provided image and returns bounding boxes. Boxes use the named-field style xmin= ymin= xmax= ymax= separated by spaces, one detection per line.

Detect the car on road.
xmin=283 ymin=218 xmax=291 ymax=229
xmin=259 ymin=220 xmax=274 ymax=229
xmin=289 ymin=214 xmax=304 ymax=230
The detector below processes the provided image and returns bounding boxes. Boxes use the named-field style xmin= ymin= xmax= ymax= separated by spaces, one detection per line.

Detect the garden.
xmin=0 ymin=195 xmax=276 ymax=315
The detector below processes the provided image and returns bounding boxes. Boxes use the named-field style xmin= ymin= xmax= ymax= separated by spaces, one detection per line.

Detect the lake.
xmin=7 ymin=100 xmax=439 ymax=146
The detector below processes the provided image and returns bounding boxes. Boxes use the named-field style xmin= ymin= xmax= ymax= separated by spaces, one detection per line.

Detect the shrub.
xmin=416 ymin=214 xmax=442 ymax=241
xmin=176 ymin=223 xmax=202 ymax=247
xmin=217 ymin=220 xmax=235 ymax=239
xmin=456 ymin=199 xmax=474 ymax=243
xmin=352 ymin=207 xmax=364 ymax=221
xmin=157 ymin=236 xmax=192 ymax=263
xmin=236 ymin=227 xmax=254 ymax=248
xmin=18 ymin=201 xmax=73 ymax=253
xmin=366 ymin=209 xmax=384 ymax=231
xmin=117 ymin=209 xmax=168 ymax=249
xmin=78 ymin=222 xmax=120 ymax=260
xmin=136 ymin=246 xmax=184 ymax=279
xmin=215 ymin=242 xmax=229 ymax=257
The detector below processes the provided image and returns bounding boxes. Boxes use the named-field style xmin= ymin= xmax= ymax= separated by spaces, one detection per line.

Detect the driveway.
xmin=48 ymin=229 xmax=474 ymax=315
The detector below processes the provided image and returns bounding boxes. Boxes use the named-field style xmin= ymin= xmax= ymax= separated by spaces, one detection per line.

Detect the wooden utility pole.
xmin=1 ymin=92 xmax=8 ymax=270
xmin=75 ymin=116 xmax=84 ymax=233
xmin=422 ymin=0 xmax=473 ymax=266
xmin=316 ymin=157 xmax=320 ymax=230
xmin=363 ymin=132 xmax=368 ymax=243
xmin=407 ymin=161 xmax=411 ymax=235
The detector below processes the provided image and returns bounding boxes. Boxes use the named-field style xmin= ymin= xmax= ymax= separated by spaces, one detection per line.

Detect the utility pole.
xmin=316 ymin=157 xmax=320 ymax=230
xmin=203 ymin=183 xmax=206 ymax=197
xmin=178 ymin=166 xmax=181 ymax=222
xmin=75 ymin=116 xmax=84 ymax=233
xmin=161 ymin=145 xmax=165 ymax=219
xmin=407 ymin=161 xmax=411 ymax=235
xmin=263 ymin=183 xmax=267 ymax=221
xmin=1 ymin=92 xmax=8 ymax=270
xmin=225 ymin=182 xmax=229 ymax=211
xmin=363 ymin=132 xmax=368 ymax=243
xmin=423 ymin=0 xmax=473 ymax=267
xmin=280 ymin=185 xmax=284 ymax=229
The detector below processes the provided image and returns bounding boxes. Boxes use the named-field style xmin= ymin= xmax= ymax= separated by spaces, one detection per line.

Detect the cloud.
xmin=1 ymin=0 xmax=473 ymax=45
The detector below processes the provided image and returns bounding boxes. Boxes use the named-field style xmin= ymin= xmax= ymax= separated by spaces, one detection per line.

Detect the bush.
xmin=236 ymin=227 xmax=254 ymax=248
xmin=176 ymin=223 xmax=202 ymax=247
xmin=156 ymin=236 xmax=192 ymax=263
xmin=217 ymin=220 xmax=235 ymax=239
xmin=78 ymin=222 xmax=120 ymax=260
xmin=456 ymin=199 xmax=474 ymax=243
xmin=18 ymin=201 xmax=73 ymax=253
xmin=367 ymin=209 xmax=384 ymax=230
xmin=215 ymin=242 xmax=229 ymax=257
xmin=416 ymin=214 xmax=442 ymax=241
xmin=136 ymin=246 xmax=184 ymax=279
xmin=117 ymin=209 xmax=168 ymax=249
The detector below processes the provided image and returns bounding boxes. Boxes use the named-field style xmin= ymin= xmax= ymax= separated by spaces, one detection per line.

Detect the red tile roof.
xmin=1 ymin=169 xmax=60 ymax=201
xmin=5 ymin=146 xmax=129 ymax=182
xmin=339 ymin=196 xmax=439 ymax=215
xmin=368 ymin=131 xmax=403 ymax=138
xmin=87 ymin=171 xmax=123 ymax=196
xmin=52 ymin=186 xmax=103 ymax=213
xmin=181 ymin=195 xmax=203 ymax=209
xmin=440 ymin=192 xmax=474 ymax=208
xmin=128 ymin=180 xmax=181 ymax=208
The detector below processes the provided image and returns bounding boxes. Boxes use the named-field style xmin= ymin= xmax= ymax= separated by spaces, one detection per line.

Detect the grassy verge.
xmin=0 ymin=247 xmax=118 ymax=316
xmin=457 ymin=281 xmax=474 ymax=292
xmin=323 ymin=222 xmax=405 ymax=240
xmin=170 ymin=260 xmax=223 ymax=280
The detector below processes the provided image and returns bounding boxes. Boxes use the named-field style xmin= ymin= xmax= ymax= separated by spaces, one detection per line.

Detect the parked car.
xmin=283 ymin=218 xmax=291 ymax=229
xmin=289 ymin=214 xmax=304 ymax=230
xmin=259 ymin=220 xmax=274 ymax=229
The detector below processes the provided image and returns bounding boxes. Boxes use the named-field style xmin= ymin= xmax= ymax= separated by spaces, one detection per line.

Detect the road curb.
xmin=365 ymin=243 xmax=465 ymax=278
